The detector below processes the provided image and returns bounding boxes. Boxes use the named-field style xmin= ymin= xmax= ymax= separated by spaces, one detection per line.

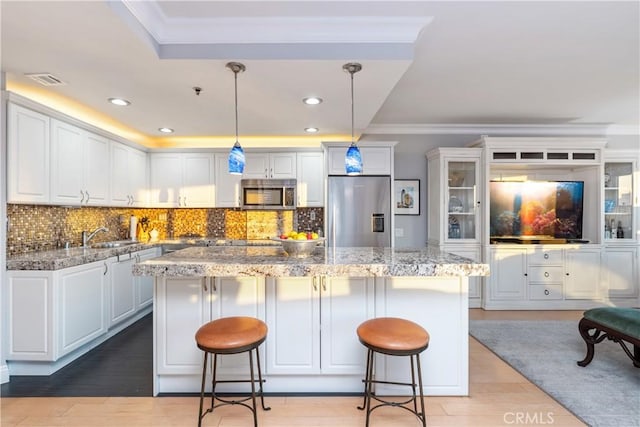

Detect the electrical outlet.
xmin=310 ymin=211 xmax=316 ymax=220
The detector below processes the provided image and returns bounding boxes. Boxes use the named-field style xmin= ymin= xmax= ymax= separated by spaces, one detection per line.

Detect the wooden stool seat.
xmin=357 ymin=317 xmax=429 ymax=355
xmin=357 ymin=317 xmax=430 ymax=427
xmin=196 ymin=316 xmax=270 ymax=427
xmin=196 ymin=316 xmax=267 ymax=353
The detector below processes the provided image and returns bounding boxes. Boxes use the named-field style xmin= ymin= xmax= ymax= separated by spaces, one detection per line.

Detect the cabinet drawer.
xmin=528 ymin=266 xmax=564 ymax=282
xmin=528 ymin=250 xmax=563 ymax=265
xmin=529 ymin=284 xmax=563 ymax=300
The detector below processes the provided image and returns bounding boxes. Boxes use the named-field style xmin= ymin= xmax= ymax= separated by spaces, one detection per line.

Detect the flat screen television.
xmin=489 ymin=181 xmax=584 ymax=240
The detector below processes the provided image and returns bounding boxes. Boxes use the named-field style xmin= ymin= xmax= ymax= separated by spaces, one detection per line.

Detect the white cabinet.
xmin=109 ymin=255 xmax=137 ymax=327
xmin=565 ymin=247 xmax=601 ymax=299
xmin=6 ymin=260 xmax=108 ymax=362
xmin=444 ymin=245 xmax=482 ymax=307
xmin=136 ymin=249 xmax=159 ymax=310
xmin=326 ymin=145 xmax=392 ymax=175
xmin=296 ymin=152 xmax=324 ymax=207
xmin=488 ymin=247 xmax=527 ymax=302
xmin=244 ymin=152 xmax=296 ymax=179
xmin=603 ymin=154 xmax=638 ymax=242
xmin=602 ymin=246 xmax=638 ymax=299
xmin=214 ymin=153 xmax=242 ymax=207
xmin=7 ymin=103 xmax=51 ymax=203
xmin=111 ymin=142 xmax=148 ymax=207
xmin=155 ymin=276 xmax=265 ymax=376
xmin=149 ymin=153 xmax=215 ymax=207
xmin=265 ymin=276 xmax=374 ymax=375
xmin=50 ymin=120 xmax=110 ymax=205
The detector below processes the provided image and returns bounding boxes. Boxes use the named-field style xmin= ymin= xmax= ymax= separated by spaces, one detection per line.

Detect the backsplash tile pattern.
xmin=7 ymin=205 xmax=323 ymax=256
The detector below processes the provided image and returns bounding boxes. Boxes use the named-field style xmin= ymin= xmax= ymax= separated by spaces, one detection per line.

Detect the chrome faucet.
xmin=82 ymin=227 xmax=108 ymax=247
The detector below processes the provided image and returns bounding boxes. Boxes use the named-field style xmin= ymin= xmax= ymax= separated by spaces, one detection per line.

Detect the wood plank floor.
xmin=1 ymin=310 xmax=587 ymax=426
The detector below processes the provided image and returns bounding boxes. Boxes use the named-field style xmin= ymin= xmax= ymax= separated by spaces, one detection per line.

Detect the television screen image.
xmin=489 ymin=181 xmax=584 ymax=240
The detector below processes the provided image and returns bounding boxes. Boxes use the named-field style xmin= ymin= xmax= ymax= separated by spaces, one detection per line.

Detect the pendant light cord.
xmin=350 ymin=69 xmax=355 ymax=145
xmin=234 ymin=69 xmax=239 ymax=145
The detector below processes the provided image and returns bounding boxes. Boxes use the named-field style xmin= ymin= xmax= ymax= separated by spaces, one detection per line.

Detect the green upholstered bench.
xmin=577 ymin=307 xmax=640 ymax=368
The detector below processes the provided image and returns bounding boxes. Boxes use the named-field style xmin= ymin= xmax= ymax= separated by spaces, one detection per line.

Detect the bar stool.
xmin=195 ymin=316 xmax=270 ymax=427
xmin=356 ymin=317 xmax=430 ymax=427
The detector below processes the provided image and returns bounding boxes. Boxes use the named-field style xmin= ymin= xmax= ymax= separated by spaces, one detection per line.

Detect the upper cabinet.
xmin=7 ymin=104 xmax=51 ymax=204
xmin=296 ymin=152 xmax=324 ymax=207
xmin=426 ymin=148 xmax=482 ymax=245
xmin=603 ymin=151 xmax=638 ymax=243
xmin=110 ymin=142 xmax=148 ymax=207
xmin=149 ymin=153 xmax=215 ymax=207
xmin=50 ymin=120 xmax=110 ymax=206
xmin=243 ymin=152 xmax=297 ymax=179
xmin=324 ymin=143 xmax=394 ymax=176
xmin=214 ymin=153 xmax=242 ymax=208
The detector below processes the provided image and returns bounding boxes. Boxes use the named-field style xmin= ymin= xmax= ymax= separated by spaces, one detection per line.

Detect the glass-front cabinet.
xmin=446 ymin=161 xmax=479 ymax=241
xmin=426 ymin=148 xmax=482 ymax=245
xmin=604 ymin=161 xmax=635 ymax=241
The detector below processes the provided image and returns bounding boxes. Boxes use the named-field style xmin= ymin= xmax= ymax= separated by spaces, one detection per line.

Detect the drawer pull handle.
xmin=544 ymin=272 xmax=549 ymax=278
xmin=544 ymin=254 xmax=549 ymax=259
xmin=544 ymin=289 xmax=550 ymax=295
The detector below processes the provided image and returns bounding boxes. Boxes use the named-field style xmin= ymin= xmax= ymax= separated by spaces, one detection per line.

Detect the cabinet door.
xmin=265 ymin=277 xmax=320 ymax=374
xmin=136 ymin=249 xmax=159 ymax=310
xmin=602 ymin=247 xmax=638 ymax=298
xmin=7 ymin=104 xmax=51 ymax=203
xmin=489 ymin=248 xmax=527 ymax=300
xmin=211 ymin=277 xmax=266 ymax=376
xmin=110 ymin=142 xmax=131 ymax=206
xmin=604 ymin=161 xmax=635 ymax=242
xmin=445 ymin=159 xmax=480 ymax=242
xmin=50 ymin=120 xmax=85 ymax=204
xmin=182 ymin=153 xmax=215 ymax=207
xmin=320 ymin=277 xmax=374 ymax=374
xmin=109 ymin=256 xmax=136 ymax=327
xmin=214 ymin=153 xmax=242 ymax=207
xmin=58 ymin=260 xmax=108 ymax=357
xmin=149 ymin=153 xmax=182 ymax=207
xmin=297 ymin=152 xmax=324 ymax=207
xmin=243 ymin=153 xmax=270 ymax=179
xmin=128 ymin=147 xmax=148 ymax=206
xmin=444 ymin=245 xmax=482 ymax=302
xmin=270 ymin=153 xmax=297 ymax=179
xmin=156 ymin=277 xmax=210 ymax=374
xmin=83 ymin=132 xmax=110 ymax=205
xmin=6 ymin=272 xmax=54 ymax=361
xmin=361 ymin=147 xmax=391 ymax=175
xmin=565 ymin=248 xmax=601 ymax=299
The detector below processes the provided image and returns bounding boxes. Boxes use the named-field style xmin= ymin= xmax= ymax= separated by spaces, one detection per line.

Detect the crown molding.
xmin=365 ymin=123 xmax=640 ymax=136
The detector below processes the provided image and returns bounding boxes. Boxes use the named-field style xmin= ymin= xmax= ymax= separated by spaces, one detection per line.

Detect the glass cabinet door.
xmin=446 ymin=160 xmax=479 ymax=242
xmin=604 ymin=162 xmax=633 ymax=240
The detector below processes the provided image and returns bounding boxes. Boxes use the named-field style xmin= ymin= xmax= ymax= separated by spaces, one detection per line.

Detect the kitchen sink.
xmin=90 ymin=240 xmax=139 ymax=249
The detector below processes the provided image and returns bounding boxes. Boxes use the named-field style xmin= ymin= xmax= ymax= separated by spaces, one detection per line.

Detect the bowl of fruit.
xmin=272 ymin=231 xmax=324 ymax=258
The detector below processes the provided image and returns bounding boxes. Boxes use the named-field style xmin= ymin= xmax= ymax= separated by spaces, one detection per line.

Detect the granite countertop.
xmin=6 ymin=238 xmax=282 ymax=271
xmin=132 ymin=245 xmax=490 ymax=278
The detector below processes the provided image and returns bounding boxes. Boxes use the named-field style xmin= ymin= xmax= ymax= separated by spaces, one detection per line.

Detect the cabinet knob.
xmin=544 ymin=253 xmax=549 ymax=259
xmin=544 ymin=271 xmax=549 ymax=278
xmin=524 ymin=273 xmax=528 ymax=276
xmin=544 ymin=289 xmax=550 ymax=296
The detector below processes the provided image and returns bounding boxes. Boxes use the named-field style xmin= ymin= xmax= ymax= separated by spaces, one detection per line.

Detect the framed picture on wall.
xmin=394 ymin=179 xmax=420 ymax=215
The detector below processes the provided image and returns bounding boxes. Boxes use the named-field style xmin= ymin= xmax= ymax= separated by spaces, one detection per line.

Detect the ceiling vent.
xmin=25 ymin=73 xmax=66 ymax=86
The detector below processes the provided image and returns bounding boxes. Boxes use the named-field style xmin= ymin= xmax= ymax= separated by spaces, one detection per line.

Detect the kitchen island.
xmin=133 ymin=245 xmax=489 ymax=396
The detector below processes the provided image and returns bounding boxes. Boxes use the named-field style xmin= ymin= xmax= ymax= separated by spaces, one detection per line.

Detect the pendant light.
xmin=227 ymin=62 xmax=246 ymax=175
xmin=343 ymin=62 xmax=363 ymax=176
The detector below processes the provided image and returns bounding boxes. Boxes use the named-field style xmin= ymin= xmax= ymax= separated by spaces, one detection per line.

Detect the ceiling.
xmin=1 ymin=1 xmax=638 ymax=149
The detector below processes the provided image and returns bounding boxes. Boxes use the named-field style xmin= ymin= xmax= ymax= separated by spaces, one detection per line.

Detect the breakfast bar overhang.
xmin=133 ymin=246 xmax=489 ymax=396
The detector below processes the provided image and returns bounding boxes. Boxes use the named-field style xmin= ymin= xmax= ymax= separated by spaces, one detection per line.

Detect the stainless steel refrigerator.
xmin=326 ymin=176 xmax=391 ymax=247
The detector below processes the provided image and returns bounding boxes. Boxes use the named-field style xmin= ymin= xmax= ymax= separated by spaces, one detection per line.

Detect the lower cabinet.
xmin=443 ymin=245 xmax=482 ymax=307
xmin=602 ymin=246 xmax=638 ymax=299
xmin=136 ymin=249 xmax=158 ymax=310
xmin=565 ymin=247 xmax=601 ymax=299
xmin=6 ymin=259 xmax=108 ymax=362
xmin=487 ymin=247 xmax=527 ymax=302
xmin=155 ymin=276 xmax=265 ymax=376
xmin=265 ymin=276 xmax=374 ymax=375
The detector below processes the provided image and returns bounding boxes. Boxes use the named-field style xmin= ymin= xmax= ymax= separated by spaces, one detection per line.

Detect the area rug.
xmin=469 ymin=320 xmax=640 ymax=427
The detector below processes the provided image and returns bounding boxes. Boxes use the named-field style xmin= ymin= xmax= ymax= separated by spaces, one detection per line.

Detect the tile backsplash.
xmin=6 ymin=205 xmax=323 ymax=256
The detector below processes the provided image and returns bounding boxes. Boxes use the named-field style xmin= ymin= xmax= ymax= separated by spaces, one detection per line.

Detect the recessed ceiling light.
xmin=108 ymin=98 xmax=130 ymax=106
xmin=303 ymin=97 xmax=323 ymax=105
xmin=158 ymin=127 xmax=174 ymax=133
xmin=305 ymin=127 xmax=319 ymax=133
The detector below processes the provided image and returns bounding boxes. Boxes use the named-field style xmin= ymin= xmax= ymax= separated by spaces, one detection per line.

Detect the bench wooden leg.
xmin=577 ymin=316 xmax=640 ymax=368
xmin=577 ymin=317 xmax=600 ymax=367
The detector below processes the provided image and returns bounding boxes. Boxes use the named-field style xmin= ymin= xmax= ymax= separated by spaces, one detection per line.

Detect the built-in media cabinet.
xmin=428 ymin=137 xmax=639 ymax=309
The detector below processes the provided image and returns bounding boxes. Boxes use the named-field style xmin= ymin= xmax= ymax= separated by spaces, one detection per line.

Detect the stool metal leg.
xmin=255 ymin=344 xmax=271 ymax=411
xmin=357 ymin=348 xmax=373 ymax=411
xmin=248 ymin=349 xmax=258 ymax=427
xmin=415 ymin=353 xmax=427 ymax=427
xmin=198 ymin=351 xmax=208 ymax=427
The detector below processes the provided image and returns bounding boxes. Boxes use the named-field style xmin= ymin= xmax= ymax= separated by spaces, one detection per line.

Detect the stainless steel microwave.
xmin=241 ymin=179 xmax=297 ymax=210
